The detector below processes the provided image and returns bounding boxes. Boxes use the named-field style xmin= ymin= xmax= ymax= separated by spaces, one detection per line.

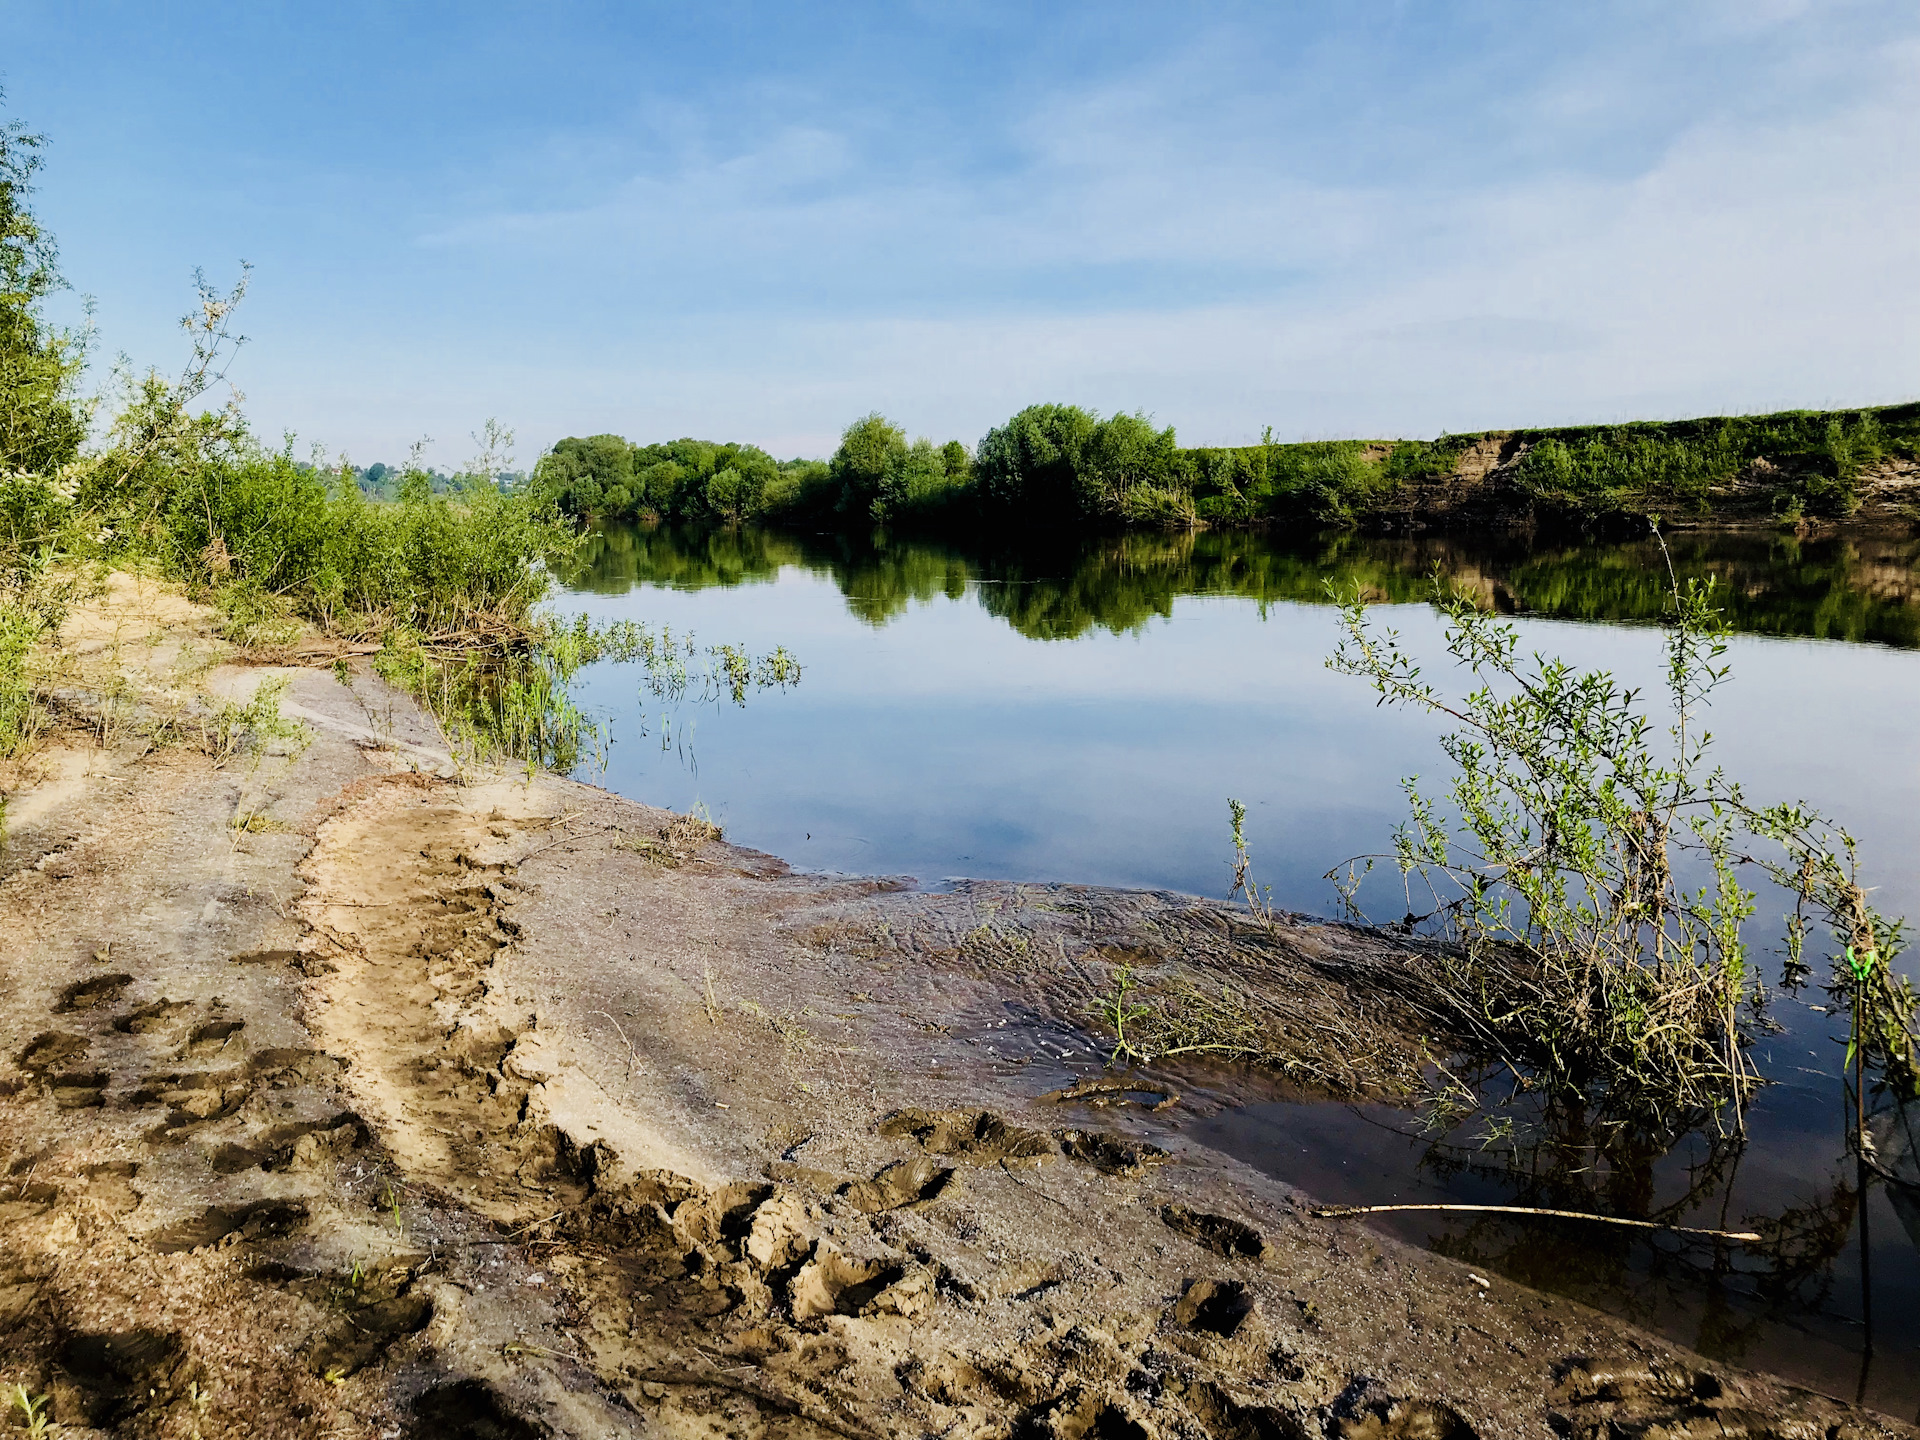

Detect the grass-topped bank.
xmin=0 ymin=101 xmax=793 ymax=790
xmin=539 ymin=402 xmax=1920 ymax=538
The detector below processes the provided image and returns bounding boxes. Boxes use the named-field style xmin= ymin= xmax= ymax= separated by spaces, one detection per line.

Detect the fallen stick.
xmin=1309 ymin=1202 xmax=1763 ymax=1243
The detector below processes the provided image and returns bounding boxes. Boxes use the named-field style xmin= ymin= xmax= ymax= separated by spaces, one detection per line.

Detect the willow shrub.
xmin=1327 ymin=541 xmax=1913 ymax=1130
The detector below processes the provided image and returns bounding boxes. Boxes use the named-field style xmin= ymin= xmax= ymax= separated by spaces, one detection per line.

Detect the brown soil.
xmin=0 ymin=583 xmax=1911 ymax=1439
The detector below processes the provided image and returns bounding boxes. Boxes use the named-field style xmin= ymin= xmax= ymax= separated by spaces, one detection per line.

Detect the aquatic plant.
xmin=1325 ymin=530 xmax=1915 ymax=1130
xmin=373 ymin=612 xmax=801 ymax=777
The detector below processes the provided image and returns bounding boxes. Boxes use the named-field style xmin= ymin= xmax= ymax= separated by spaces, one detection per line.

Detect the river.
xmin=552 ymin=521 xmax=1920 ymax=1417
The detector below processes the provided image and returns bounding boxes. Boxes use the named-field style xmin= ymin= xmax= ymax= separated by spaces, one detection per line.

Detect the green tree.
xmin=974 ymin=403 xmax=1097 ymax=518
xmin=0 ymin=95 xmax=86 ymax=479
xmin=1081 ymin=411 xmax=1182 ymax=517
xmin=830 ymin=412 xmax=908 ymax=520
xmin=705 ymin=467 xmax=749 ymax=524
xmin=535 ymin=433 xmax=635 ymax=519
xmin=940 ymin=439 xmax=971 ymax=482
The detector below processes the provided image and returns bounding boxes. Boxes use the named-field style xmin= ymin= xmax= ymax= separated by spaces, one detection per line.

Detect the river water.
xmin=552 ymin=522 xmax=1920 ymax=1416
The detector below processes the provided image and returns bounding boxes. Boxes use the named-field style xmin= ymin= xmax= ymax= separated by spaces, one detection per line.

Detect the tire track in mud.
xmin=292 ymin=776 xmax=1906 ymax=1440
xmin=297 ymin=775 xmax=567 ymax=1215
xmin=297 ymin=778 xmax=1320 ymax=1438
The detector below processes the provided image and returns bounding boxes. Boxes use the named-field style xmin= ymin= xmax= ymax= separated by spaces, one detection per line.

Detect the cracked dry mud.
xmin=1 ymin=585 xmax=1914 ymax=1439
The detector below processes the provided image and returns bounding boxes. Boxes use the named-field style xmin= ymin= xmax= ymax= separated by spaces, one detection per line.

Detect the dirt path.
xmin=0 ymin=586 xmax=1909 ymax=1439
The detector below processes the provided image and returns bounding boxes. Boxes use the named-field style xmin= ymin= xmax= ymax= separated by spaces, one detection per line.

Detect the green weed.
xmin=205 ymin=675 xmax=307 ymax=767
xmin=383 ymin=1180 xmax=405 ymax=1236
xmin=4 ymin=1383 xmax=54 ymax=1438
xmin=0 ymin=592 xmax=48 ymax=761
xmin=1091 ymin=963 xmax=1267 ymax=1068
xmin=1226 ymin=797 xmax=1274 ymax=926
xmin=614 ymin=806 xmax=723 ymax=867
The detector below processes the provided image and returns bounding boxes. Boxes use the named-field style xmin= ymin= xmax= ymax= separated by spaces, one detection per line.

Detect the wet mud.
xmin=0 ymin=580 xmax=1912 ymax=1438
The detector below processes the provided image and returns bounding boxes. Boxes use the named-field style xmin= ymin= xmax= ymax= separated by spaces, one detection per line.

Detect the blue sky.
xmin=7 ymin=1 xmax=1919 ymax=468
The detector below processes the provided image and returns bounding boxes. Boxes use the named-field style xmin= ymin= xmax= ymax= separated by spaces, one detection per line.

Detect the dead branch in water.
xmin=1309 ymin=1201 xmax=1761 ymax=1243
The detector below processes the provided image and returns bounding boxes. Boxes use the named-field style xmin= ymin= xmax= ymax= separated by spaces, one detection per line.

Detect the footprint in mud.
xmin=1160 ymin=1204 xmax=1266 ymax=1262
xmin=130 ymin=1068 xmax=253 ymax=1138
xmin=50 ymin=1328 xmax=188 ymax=1428
xmin=743 ymin=1188 xmax=815 ymax=1271
xmin=18 ymin=1030 xmax=88 ymax=1071
xmin=113 ymin=999 xmax=195 ymax=1035
xmin=447 ymin=1020 xmax=522 ymax=1073
xmin=227 ymin=947 xmax=304 ymax=967
xmin=277 ymin=1116 xmax=367 ymax=1170
xmin=55 ymin=972 xmax=134 ymax=1013
xmin=839 ymin=1156 xmax=959 ymax=1213
xmin=673 ymin=1181 xmax=775 ymax=1250
xmin=1014 ymin=1387 xmax=1156 ymax=1440
xmin=1055 ymin=1129 xmax=1169 ymax=1178
xmin=903 ymin=1352 xmax=1044 ymax=1409
xmin=879 ymin=1108 xmax=1056 ymax=1168
xmin=204 ymin=1115 xmax=363 ymax=1175
xmin=80 ymin=1160 xmax=142 ymax=1216
xmin=0 ymin=1182 xmax=59 ymax=1226
xmin=246 ymin=1046 xmax=347 ymax=1085
xmin=184 ymin=1018 xmax=246 ymax=1057
xmin=1172 ymin=1278 xmax=1255 ymax=1338
xmin=46 ymin=1069 xmax=109 ymax=1109
xmin=1157 ymin=1376 xmax=1312 ymax=1440
xmin=788 ymin=1251 xmax=912 ymax=1321
xmin=1040 ymin=1076 xmax=1181 ymax=1112
xmin=1547 ymin=1358 xmax=1764 ymax=1440
xmin=0 ymin=1258 xmax=47 ymax=1325
xmin=1329 ymin=1380 xmax=1479 ymax=1440
xmin=308 ymin=1290 xmax=434 ymax=1378
xmin=148 ymin=1198 xmax=308 ymax=1253
xmin=510 ymin=1122 xmax=609 ymax=1199
xmin=552 ymin=1166 xmax=703 ymax=1252
xmin=411 ymin=1380 xmax=546 ymax=1440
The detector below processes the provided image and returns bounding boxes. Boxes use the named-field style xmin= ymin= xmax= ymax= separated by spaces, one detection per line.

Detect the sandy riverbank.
xmin=0 ymin=576 xmax=1906 ymax=1440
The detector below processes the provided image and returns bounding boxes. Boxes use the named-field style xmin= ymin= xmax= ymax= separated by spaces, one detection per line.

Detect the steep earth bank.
xmin=1354 ymin=436 xmax=1920 ymax=538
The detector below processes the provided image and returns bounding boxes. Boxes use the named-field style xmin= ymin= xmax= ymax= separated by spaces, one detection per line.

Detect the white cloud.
xmin=237 ymin=8 xmax=1920 ymax=461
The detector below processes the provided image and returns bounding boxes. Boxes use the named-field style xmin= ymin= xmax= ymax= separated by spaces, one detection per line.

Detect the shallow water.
xmin=553 ymin=522 xmax=1920 ymax=1415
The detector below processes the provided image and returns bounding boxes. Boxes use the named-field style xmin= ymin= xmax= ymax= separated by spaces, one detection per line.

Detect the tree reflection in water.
xmin=558 ymin=521 xmax=1920 ymax=650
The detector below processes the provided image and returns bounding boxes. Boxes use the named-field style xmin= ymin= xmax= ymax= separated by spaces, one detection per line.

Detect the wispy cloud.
xmin=19 ymin=0 xmax=1916 ymax=461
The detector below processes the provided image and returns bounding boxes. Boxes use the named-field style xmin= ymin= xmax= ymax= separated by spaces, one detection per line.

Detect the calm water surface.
xmin=554 ymin=523 xmax=1920 ymax=1416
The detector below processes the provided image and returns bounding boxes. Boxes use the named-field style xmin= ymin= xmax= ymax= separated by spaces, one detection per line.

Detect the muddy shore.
xmin=0 ymin=578 xmax=1910 ymax=1440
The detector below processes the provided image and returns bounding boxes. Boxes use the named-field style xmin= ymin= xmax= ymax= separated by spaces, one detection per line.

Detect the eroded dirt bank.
xmin=1 ymin=590 xmax=1910 ymax=1439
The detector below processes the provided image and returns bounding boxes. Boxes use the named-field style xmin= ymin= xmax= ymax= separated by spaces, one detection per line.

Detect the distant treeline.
xmin=346 ymin=461 xmax=528 ymax=500
xmin=535 ymin=401 xmax=1920 ymax=534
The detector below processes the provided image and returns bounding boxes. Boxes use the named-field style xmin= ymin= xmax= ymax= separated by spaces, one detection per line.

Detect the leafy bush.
xmin=1328 ymin=540 xmax=1916 ymax=1126
xmin=0 ymin=592 xmax=44 ymax=759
